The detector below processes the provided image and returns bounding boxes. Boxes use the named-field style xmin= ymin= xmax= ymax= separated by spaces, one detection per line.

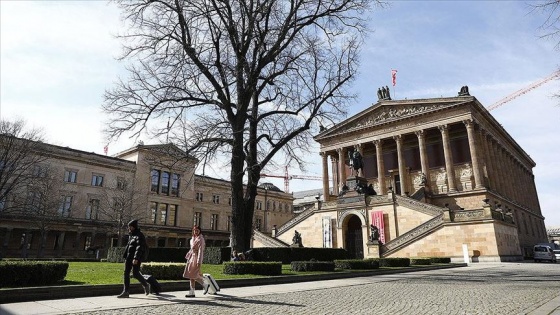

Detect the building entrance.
xmin=345 ymin=215 xmax=363 ymax=259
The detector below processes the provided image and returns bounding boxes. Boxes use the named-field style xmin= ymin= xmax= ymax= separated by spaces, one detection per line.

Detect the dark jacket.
xmin=123 ymin=228 xmax=147 ymax=261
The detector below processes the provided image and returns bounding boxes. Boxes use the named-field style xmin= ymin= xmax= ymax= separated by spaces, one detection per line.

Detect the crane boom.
xmin=487 ymin=70 xmax=560 ymax=111
xmin=260 ymin=166 xmax=327 ymax=193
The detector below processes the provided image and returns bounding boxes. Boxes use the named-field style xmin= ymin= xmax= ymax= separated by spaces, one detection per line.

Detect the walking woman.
xmin=183 ymin=225 xmax=209 ymax=297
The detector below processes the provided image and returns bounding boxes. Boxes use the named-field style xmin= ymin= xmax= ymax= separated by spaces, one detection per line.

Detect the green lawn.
xmin=63 ymin=262 xmax=333 ymax=285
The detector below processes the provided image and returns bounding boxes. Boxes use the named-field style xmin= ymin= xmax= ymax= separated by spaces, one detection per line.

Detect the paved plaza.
xmin=1 ymin=262 xmax=559 ymax=315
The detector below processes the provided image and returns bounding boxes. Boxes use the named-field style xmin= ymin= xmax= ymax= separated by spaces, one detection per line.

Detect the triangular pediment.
xmin=315 ymin=97 xmax=472 ymax=141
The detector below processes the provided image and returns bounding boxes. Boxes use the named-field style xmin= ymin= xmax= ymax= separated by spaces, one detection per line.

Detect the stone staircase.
xmin=381 ymin=213 xmax=446 ymax=257
xmin=276 ymin=203 xmax=317 ymax=236
xmin=253 ymin=229 xmax=290 ymax=247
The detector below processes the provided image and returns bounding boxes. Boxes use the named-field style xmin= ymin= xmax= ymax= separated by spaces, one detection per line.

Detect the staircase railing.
xmin=395 ymin=194 xmax=444 ymax=217
xmin=253 ymin=229 xmax=290 ymax=247
xmin=276 ymin=204 xmax=317 ymax=236
xmin=381 ymin=213 xmax=445 ymax=257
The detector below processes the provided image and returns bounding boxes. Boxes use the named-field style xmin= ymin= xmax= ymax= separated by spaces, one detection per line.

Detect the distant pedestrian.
xmin=117 ymin=219 xmax=150 ymax=298
xmin=183 ymin=225 xmax=209 ymax=297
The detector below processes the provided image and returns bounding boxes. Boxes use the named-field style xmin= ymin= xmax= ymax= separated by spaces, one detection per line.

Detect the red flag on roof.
xmin=391 ymin=69 xmax=398 ymax=86
xmin=103 ymin=145 xmax=108 ymax=155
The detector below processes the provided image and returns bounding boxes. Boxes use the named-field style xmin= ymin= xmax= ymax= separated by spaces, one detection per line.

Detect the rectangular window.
xmin=168 ymin=205 xmax=177 ymax=226
xmin=228 ymin=196 xmax=232 ymax=206
xmin=150 ymin=202 xmax=157 ymax=224
xmin=211 ymin=214 xmax=218 ymax=230
xmin=84 ymin=236 xmax=92 ymax=251
xmin=64 ymin=170 xmax=77 ymax=183
xmin=213 ymin=195 xmax=220 ymax=204
xmin=58 ymin=195 xmax=72 ymax=217
xmin=26 ymin=190 xmax=42 ymax=213
xmin=32 ymin=164 xmax=47 ymax=178
xmin=161 ymin=171 xmax=170 ymax=195
xmin=159 ymin=203 xmax=168 ymax=225
xmin=266 ymin=201 xmax=270 ymax=211
xmin=196 ymin=192 xmax=203 ymax=201
xmin=256 ymin=201 xmax=262 ymax=210
xmin=151 ymin=170 xmax=161 ymax=192
xmin=255 ymin=218 xmax=262 ymax=231
xmin=91 ymin=174 xmax=104 ymax=187
xmin=227 ymin=215 xmax=232 ymax=231
xmin=86 ymin=199 xmax=100 ymax=220
xmin=194 ymin=212 xmax=202 ymax=227
xmin=171 ymin=174 xmax=180 ymax=196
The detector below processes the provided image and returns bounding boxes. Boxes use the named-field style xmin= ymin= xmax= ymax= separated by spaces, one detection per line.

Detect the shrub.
xmin=334 ymin=259 xmax=380 ymax=270
xmin=107 ymin=246 xmax=227 ymax=264
xmin=250 ymin=247 xmax=347 ymax=263
xmin=410 ymin=258 xmax=431 ymax=265
xmin=223 ymin=261 xmax=282 ymax=275
xmin=429 ymin=257 xmax=451 ymax=264
xmin=290 ymin=261 xmax=335 ymax=272
xmin=141 ymin=263 xmax=186 ymax=280
xmin=290 ymin=248 xmax=348 ymax=262
xmin=379 ymin=258 xmax=410 ymax=267
xmin=0 ymin=261 xmax=68 ymax=287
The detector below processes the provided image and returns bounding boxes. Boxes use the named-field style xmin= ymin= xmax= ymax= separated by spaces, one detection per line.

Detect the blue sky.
xmin=1 ymin=1 xmax=559 ymax=226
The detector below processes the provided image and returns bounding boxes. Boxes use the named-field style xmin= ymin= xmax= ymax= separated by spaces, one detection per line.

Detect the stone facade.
xmin=0 ymin=142 xmax=294 ymax=259
xmin=264 ymin=93 xmax=548 ymax=261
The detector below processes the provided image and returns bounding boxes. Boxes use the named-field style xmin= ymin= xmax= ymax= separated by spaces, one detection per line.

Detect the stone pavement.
xmin=1 ymin=262 xmax=559 ymax=315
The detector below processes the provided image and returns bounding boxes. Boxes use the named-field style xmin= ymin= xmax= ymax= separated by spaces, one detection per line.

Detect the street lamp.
xmin=388 ymin=186 xmax=399 ymax=237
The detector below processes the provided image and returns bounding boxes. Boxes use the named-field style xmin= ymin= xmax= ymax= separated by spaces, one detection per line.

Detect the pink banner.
xmin=371 ymin=211 xmax=385 ymax=244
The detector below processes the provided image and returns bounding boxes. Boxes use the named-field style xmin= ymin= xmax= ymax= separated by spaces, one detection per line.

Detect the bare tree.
xmin=531 ymin=1 xmax=560 ymax=101
xmin=0 ymin=119 xmax=47 ymax=215
xmin=15 ymin=164 xmax=75 ymax=258
xmin=104 ymin=0 xmax=380 ymax=250
xmin=97 ymin=176 xmax=148 ymax=246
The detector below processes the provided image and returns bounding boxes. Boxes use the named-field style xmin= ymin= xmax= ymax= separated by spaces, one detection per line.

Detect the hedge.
xmin=223 ymin=261 xmax=282 ymax=275
xmin=107 ymin=247 xmax=228 ymax=264
xmin=334 ymin=259 xmax=380 ymax=270
xmin=250 ymin=247 xmax=347 ymax=264
xmin=141 ymin=263 xmax=185 ymax=280
xmin=429 ymin=257 xmax=451 ymax=264
xmin=0 ymin=261 xmax=68 ymax=287
xmin=379 ymin=257 xmax=410 ymax=267
xmin=291 ymin=261 xmax=336 ymax=272
xmin=410 ymin=258 xmax=432 ymax=265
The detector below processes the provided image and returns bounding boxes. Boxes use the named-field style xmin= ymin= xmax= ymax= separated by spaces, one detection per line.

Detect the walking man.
xmin=117 ymin=219 xmax=150 ymax=298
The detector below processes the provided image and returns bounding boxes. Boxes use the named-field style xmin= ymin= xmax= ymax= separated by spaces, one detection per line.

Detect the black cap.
xmin=128 ymin=219 xmax=138 ymax=229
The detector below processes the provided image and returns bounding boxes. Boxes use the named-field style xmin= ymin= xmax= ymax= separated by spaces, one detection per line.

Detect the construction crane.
xmin=260 ymin=166 xmax=324 ymax=193
xmin=486 ymin=70 xmax=560 ymax=111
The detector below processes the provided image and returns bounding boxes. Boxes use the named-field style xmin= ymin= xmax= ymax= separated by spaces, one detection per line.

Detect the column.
xmin=438 ymin=125 xmax=457 ymax=192
xmin=1 ymin=228 xmax=12 ymax=258
xmin=321 ymin=152 xmax=330 ymax=201
xmin=356 ymin=143 xmax=364 ymax=177
xmin=489 ymin=139 xmax=503 ymax=194
xmin=478 ymin=129 xmax=493 ymax=188
xmin=331 ymin=155 xmax=339 ymax=195
xmin=394 ymin=135 xmax=407 ymax=195
xmin=415 ymin=130 xmax=430 ymax=186
xmin=374 ymin=140 xmax=386 ymax=195
xmin=337 ymin=148 xmax=347 ymax=189
xmin=463 ymin=120 xmax=483 ymax=189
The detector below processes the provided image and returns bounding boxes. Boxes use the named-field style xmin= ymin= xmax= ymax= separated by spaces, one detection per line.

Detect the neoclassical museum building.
xmin=257 ymin=88 xmax=547 ymax=261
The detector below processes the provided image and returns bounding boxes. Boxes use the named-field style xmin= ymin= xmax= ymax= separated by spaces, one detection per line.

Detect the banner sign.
xmin=371 ymin=211 xmax=385 ymax=244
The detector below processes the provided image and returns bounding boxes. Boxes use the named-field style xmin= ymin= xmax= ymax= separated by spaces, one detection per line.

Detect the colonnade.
xmin=320 ymin=119 xmax=535 ymax=209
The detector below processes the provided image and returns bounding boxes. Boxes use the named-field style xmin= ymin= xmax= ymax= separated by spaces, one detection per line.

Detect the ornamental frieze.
xmin=338 ymin=104 xmax=445 ymax=134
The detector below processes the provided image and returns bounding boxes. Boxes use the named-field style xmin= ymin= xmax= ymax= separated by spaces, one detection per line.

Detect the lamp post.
xmin=389 ymin=186 xmax=399 ymax=237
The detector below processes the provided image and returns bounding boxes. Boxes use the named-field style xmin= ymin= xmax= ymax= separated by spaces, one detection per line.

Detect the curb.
xmin=0 ymin=263 xmax=466 ymax=304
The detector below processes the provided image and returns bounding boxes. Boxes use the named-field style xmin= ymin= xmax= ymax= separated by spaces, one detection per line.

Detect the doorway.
xmin=393 ymin=174 xmax=402 ymax=195
xmin=345 ymin=215 xmax=363 ymax=259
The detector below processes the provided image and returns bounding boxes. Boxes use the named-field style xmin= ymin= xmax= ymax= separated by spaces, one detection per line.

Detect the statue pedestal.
xmin=346 ymin=176 xmax=367 ymax=191
xmin=290 ymin=244 xmax=303 ymax=248
xmin=365 ymin=241 xmax=380 ymax=259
